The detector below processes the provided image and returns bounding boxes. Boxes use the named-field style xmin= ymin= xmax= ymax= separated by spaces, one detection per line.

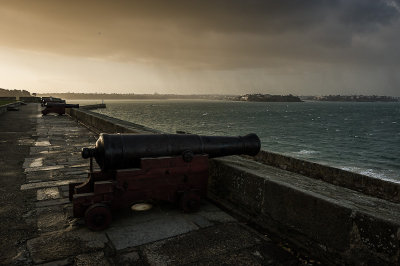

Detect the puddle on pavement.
xmin=35 ymin=140 xmax=51 ymax=146
xmin=25 ymin=165 xmax=64 ymax=173
xmin=18 ymin=138 xmax=35 ymax=145
xmin=37 ymin=187 xmax=60 ymax=201
xmin=30 ymin=158 xmax=43 ymax=168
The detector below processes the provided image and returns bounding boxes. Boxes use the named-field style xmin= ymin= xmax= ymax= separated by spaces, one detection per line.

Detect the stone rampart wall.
xmin=20 ymin=97 xmax=41 ymax=103
xmin=208 ymin=157 xmax=400 ymax=265
xmin=66 ymin=108 xmax=161 ymax=134
xmin=0 ymin=97 xmax=17 ymax=101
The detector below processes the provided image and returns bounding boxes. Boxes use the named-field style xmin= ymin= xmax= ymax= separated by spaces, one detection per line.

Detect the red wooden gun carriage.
xmin=69 ymin=133 xmax=260 ymax=230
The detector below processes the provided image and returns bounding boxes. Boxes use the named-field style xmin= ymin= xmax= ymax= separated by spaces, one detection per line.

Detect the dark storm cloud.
xmin=1 ymin=0 xmax=399 ymax=69
xmin=1 ymin=0 xmax=400 ymax=95
xmin=339 ymin=0 xmax=399 ymax=27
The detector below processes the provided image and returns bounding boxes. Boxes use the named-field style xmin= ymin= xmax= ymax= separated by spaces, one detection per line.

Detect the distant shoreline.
xmin=1 ymin=90 xmax=398 ymax=103
xmin=36 ymin=93 xmax=398 ymax=103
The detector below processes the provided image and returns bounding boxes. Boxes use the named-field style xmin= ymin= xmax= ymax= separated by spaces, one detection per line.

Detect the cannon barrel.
xmin=82 ymin=133 xmax=261 ymax=170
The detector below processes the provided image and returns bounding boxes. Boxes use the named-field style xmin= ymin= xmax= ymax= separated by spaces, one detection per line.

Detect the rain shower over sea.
xmin=79 ymin=99 xmax=400 ymax=182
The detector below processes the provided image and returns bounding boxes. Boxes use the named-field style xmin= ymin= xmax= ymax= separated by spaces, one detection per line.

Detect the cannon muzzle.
xmin=83 ymin=133 xmax=261 ymax=170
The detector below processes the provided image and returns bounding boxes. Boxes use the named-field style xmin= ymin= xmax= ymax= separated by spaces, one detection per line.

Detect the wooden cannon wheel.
xmin=84 ymin=203 xmax=112 ymax=231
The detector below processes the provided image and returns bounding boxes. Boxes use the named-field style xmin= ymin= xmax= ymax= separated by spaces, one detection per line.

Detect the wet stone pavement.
xmin=6 ymin=104 xmax=299 ymax=265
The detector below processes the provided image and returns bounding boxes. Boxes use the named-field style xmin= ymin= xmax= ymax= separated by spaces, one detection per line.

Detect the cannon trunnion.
xmin=69 ymin=133 xmax=261 ymax=230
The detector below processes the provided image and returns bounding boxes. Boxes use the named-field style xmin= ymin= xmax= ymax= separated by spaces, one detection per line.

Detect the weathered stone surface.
xmin=35 ymin=198 xmax=70 ymax=208
xmin=193 ymin=245 xmax=298 ymax=266
xmin=37 ymin=187 xmax=60 ymax=201
xmin=21 ymin=178 xmax=86 ymax=190
xmin=252 ymin=150 xmax=400 ymax=204
xmin=0 ymin=103 xmax=38 ymax=264
xmin=36 ymin=257 xmax=73 ymax=266
xmin=209 ymin=156 xmax=400 ymax=265
xmin=142 ymin=223 xmax=295 ymax=265
xmin=27 ymin=229 xmax=108 ymax=264
xmin=74 ymin=251 xmax=110 ymax=266
xmin=183 ymin=213 xmax=213 ymax=228
xmin=23 ymin=157 xmax=44 ymax=168
xmin=24 ymin=165 xmax=64 ymax=173
xmin=30 ymin=146 xmax=50 ymax=155
xmin=106 ymin=216 xmax=198 ymax=251
xmin=350 ymin=212 xmax=400 ymax=264
xmin=66 ymin=108 xmax=162 ymax=134
xmin=116 ymin=251 xmax=141 ymax=265
xmin=195 ymin=210 xmax=236 ymax=224
xmin=35 ymin=140 xmax=51 ymax=146
xmin=36 ymin=206 xmax=68 ymax=233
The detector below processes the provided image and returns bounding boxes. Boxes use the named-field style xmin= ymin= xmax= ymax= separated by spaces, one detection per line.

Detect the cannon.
xmin=41 ymin=103 xmax=79 ymax=115
xmin=69 ymin=133 xmax=261 ymax=230
xmin=40 ymin=97 xmax=65 ymax=107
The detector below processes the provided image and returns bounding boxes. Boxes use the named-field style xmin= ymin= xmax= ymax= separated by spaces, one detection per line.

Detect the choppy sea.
xmin=73 ymin=99 xmax=400 ymax=182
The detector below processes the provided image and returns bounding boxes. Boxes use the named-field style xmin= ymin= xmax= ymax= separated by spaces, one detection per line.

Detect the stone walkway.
xmin=2 ymin=104 xmax=299 ymax=265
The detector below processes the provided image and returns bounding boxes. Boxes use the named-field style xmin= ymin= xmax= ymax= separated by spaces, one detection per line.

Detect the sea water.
xmin=76 ymin=99 xmax=400 ymax=182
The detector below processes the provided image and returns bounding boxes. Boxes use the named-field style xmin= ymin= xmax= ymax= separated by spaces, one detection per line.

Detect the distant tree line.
xmin=312 ymin=95 xmax=399 ymax=102
xmin=37 ymin=92 xmax=238 ymax=101
xmin=0 ymin=88 xmax=31 ymax=97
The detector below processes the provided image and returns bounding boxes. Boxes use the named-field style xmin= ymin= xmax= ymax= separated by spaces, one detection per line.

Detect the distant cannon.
xmin=41 ymin=103 xmax=79 ymax=115
xmin=40 ymin=97 xmax=65 ymax=107
xmin=69 ymin=133 xmax=261 ymax=230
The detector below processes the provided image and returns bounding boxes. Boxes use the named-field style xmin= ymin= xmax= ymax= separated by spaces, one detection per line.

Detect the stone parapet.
xmin=19 ymin=97 xmax=41 ymax=103
xmin=249 ymin=151 xmax=400 ymax=203
xmin=0 ymin=96 xmax=17 ymax=101
xmin=66 ymin=107 xmax=161 ymax=134
xmin=208 ymin=156 xmax=400 ymax=265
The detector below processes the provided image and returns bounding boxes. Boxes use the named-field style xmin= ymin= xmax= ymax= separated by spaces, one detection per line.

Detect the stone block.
xmin=142 ymin=223 xmax=265 ymax=265
xmin=21 ymin=178 xmax=86 ymax=190
xmin=37 ymin=187 xmax=60 ymax=201
xmin=196 ymin=210 xmax=236 ymax=224
xmin=261 ymin=180 xmax=353 ymax=251
xmin=27 ymin=229 xmax=108 ymax=264
xmin=106 ymin=216 xmax=198 ymax=251
xmin=35 ymin=198 xmax=70 ymax=208
xmin=36 ymin=257 xmax=73 ymax=266
xmin=184 ymin=213 xmax=213 ymax=228
xmin=74 ymin=251 xmax=110 ymax=266
xmin=116 ymin=251 xmax=141 ymax=265
xmin=36 ymin=206 xmax=68 ymax=233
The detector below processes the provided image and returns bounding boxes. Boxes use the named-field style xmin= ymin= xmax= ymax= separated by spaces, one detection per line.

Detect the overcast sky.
xmin=0 ymin=0 xmax=399 ymax=96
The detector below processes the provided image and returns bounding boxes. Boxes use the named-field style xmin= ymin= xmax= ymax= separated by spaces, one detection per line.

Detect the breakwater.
xmin=66 ymin=107 xmax=400 ymax=265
